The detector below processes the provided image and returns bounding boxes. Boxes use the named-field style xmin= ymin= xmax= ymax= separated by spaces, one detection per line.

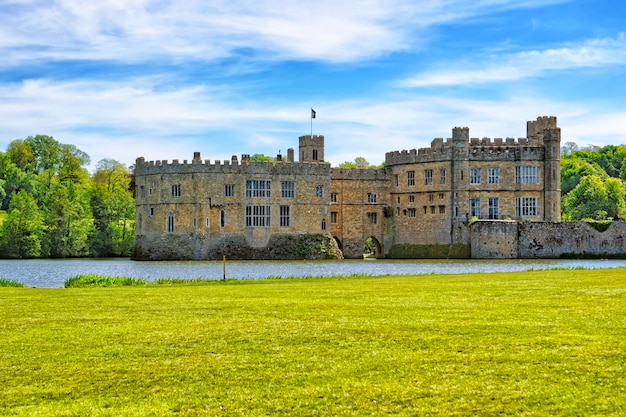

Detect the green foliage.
xmin=0 ymin=190 xmax=44 ymax=258
xmin=561 ymin=144 xmax=626 ymax=221
xmin=339 ymin=156 xmax=371 ymax=168
xmin=0 ymin=278 xmax=25 ymax=287
xmin=250 ymin=153 xmax=275 ymax=163
xmin=0 ymin=136 xmax=135 ymax=259
xmin=3 ymin=269 xmax=625 ymax=415
xmin=581 ymin=219 xmax=613 ymax=233
xmin=64 ymin=274 xmax=146 ymax=287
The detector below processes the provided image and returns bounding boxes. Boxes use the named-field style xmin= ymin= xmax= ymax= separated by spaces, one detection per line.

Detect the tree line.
xmin=0 ymin=135 xmax=134 ymax=258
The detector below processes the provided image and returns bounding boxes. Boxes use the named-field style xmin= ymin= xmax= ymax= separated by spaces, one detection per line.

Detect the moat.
xmin=4 ymin=258 xmax=626 ymax=288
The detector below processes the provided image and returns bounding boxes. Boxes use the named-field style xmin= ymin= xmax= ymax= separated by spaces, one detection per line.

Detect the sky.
xmin=1 ymin=0 xmax=626 ymax=171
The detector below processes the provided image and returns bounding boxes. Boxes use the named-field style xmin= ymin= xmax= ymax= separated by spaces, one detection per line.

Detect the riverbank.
xmin=2 ymin=269 xmax=624 ymax=415
xmin=4 ymin=257 xmax=626 ymax=288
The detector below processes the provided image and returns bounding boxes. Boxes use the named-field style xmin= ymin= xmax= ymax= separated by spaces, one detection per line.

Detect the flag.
xmin=311 ymin=108 xmax=316 ymax=119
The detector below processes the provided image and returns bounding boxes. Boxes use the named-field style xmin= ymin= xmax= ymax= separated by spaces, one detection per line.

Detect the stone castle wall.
xmin=133 ymin=154 xmax=335 ymax=260
xmin=133 ymin=115 xmax=603 ymax=261
xmin=471 ymin=221 xmax=626 ymax=259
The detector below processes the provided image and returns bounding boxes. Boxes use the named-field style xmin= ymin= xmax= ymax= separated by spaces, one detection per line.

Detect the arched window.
xmin=166 ymin=212 xmax=175 ymax=233
xmin=220 ymin=209 xmax=226 ymax=228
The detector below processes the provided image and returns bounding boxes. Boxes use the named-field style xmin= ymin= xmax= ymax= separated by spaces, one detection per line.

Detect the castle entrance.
xmin=364 ymin=236 xmax=383 ymax=259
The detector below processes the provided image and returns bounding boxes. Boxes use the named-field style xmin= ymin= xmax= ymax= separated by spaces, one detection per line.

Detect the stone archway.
xmin=364 ymin=236 xmax=383 ymax=259
xmin=333 ymin=236 xmax=343 ymax=252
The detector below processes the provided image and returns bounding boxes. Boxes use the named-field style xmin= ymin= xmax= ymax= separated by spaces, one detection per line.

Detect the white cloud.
xmin=0 ymin=0 xmax=569 ymax=67
xmin=401 ymin=35 xmax=626 ymax=87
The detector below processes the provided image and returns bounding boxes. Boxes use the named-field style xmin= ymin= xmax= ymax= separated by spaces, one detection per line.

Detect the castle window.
xmin=331 ymin=211 xmax=338 ymax=224
xmin=171 ymin=184 xmax=181 ymax=197
xmin=470 ymin=198 xmax=481 ymax=218
xmin=367 ymin=212 xmax=377 ymax=224
xmin=439 ymin=193 xmax=444 ymax=199
xmin=220 ymin=210 xmax=226 ymax=227
xmin=489 ymin=197 xmax=499 ymax=219
xmin=428 ymin=194 xmax=434 ymax=202
xmin=424 ymin=169 xmax=433 ymax=185
xmin=245 ymin=179 xmax=271 ymax=198
xmin=313 ymin=149 xmax=318 ymax=160
xmin=281 ymin=181 xmax=295 ymax=198
xmin=407 ymin=171 xmax=415 ymax=186
xmin=470 ymin=168 xmax=481 ymax=184
xmin=367 ymin=193 xmax=377 ymax=203
xmin=149 ymin=185 xmax=153 ymax=196
xmin=138 ymin=214 xmax=142 ymax=231
xmin=279 ymin=205 xmax=290 ymax=227
xmin=150 ymin=207 xmax=154 ymax=217
xmin=322 ymin=218 xmax=326 ymax=230
xmin=516 ymin=166 xmax=539 ymax=184
xmin=245 ymin=205 xmax=271 ymax=227
xmin=515 ymin=197 xmax=538 ymax=217
xmin=193 ymin=218 xmax=197 ymax=228
xmin=224 ymin=184 xmax=235 ymax=197
xmin=407 ymin=208 xmax=416 ymax=218
xmin=488 ymin=168 xmax=499 ymax=184
xmin=430 ymin=206 xmax=436 ymax=214
xmin=409 ymin=195 xmax=414 ymax=203
xmin=423 ymin=206 xmax=427 ymax=214
xmin=140 ymin=186 xmax=145 ymax=198
xmin=166 ymin=212 xmax=175 ymax=233
xmin=331 ymin=193 xmax=338 ymax=203
xmin=439 ymin=205 xmax=446 ymax=214
xmin=394 ymin=174 xmax=399 ymax=187
xmin=206 ymin=217 xmax=210 ymax=228
xmin=315 ymin=185 xmax=323 ymax=198
xmin=440 ymin=169 xmax=447 ymax=185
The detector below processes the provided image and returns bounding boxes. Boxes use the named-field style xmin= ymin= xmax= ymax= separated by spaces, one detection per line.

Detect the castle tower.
xmin=540 ymin=117 xmax=561 ymax=222
xmin=299 ymin=135 xmax=325 ymax=162
xmin=451 ymin=127 xmax=470 ymax=220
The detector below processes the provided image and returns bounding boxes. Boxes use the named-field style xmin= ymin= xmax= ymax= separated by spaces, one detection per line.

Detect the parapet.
xmin=134 ymin=153 xmax=331 ymax=176
xmin=331 ymin=167 xmax=390 ymax=181
xmin=527 ymin=116 xmax=558 ymax=138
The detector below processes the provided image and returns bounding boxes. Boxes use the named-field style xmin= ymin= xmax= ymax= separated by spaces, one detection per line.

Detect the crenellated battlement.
xmin=386 ymin=117 xmax=558 ymax=166
xmin=331 ymin=167 xmax=390 ymax=181
xmin=135 ymin=153 xmax=330 ymax=177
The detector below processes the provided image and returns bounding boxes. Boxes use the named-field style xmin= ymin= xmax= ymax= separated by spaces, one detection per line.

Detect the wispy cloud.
xmin=401 ymin=35 xmax=626 ymax=87
xmin=1 ymin=0 xmax=570 ymax=68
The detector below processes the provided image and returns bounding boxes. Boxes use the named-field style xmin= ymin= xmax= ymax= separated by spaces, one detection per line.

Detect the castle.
xmin=132 ymin=116 xmax=561 ymax=260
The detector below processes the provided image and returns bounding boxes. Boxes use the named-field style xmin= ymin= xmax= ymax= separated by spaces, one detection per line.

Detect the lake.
xmin=2 ymin=258 xmax=626 ymax=288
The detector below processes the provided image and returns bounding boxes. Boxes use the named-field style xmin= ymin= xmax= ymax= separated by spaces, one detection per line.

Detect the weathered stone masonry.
xmin=133 ymin=116 xmax=592 ymax=260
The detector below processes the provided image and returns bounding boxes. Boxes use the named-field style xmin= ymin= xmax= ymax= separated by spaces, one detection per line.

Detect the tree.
xmin=40 ymin=181 xmax=92 ymax=258
xmin=250 ymin=154 xmax=275 ymax=163
xmin=339 ymin=157 xmax=371 ymax=168
xmin=89 ymin=159 xmax=135 ymax=256
xmin=561 ymin=141 xmax=579 ymax=156
xmin=562 ymin=175 xmax=609 ymax=220
xmin=0 ymin=190 xmax=44 ymax=258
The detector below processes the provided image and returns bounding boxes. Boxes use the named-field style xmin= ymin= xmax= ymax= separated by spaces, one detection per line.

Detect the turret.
xmin=299 ymin=135 xmax=325 ymax=162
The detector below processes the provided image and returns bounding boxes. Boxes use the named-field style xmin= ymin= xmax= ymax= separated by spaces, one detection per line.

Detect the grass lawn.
xmin=1 ymin=268 xmax=625 ymax=416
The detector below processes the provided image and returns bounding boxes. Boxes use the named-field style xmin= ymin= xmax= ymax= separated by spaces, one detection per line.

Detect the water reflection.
xmin=2 ymin=258 xmax=626 ymax=288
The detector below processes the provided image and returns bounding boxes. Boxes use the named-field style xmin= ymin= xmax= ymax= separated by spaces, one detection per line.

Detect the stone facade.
xmin=472 ymin=221 xmax=626 ymax=259
xmin=133 ymin=116 xmax=564 ymax=260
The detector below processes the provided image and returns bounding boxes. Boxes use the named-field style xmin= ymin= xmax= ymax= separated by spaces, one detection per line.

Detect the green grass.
xmin=0 ymin=278 xmax=25 ymax=287
xmin=1 ymin=269 xmax=625 ymax=416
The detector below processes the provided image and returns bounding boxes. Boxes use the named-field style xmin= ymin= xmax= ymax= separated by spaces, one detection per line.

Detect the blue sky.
xmin=1 ymin=0 xmax=625 ymax=170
